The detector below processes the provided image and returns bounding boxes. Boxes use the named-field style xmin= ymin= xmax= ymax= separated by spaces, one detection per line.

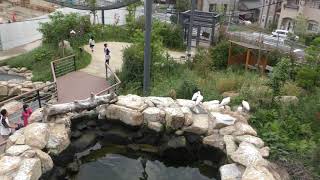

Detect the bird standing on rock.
xmin=192 ymin=91 xmax=203 ymax=105
xmin=220 ymin=97 xmax=231 ymax=106
xmin=242 ymin=100 xmax=250 ymax=112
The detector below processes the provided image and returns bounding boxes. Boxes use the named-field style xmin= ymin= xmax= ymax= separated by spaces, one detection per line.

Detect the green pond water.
xmin=71 ymin=144 xmax=217 ymax=180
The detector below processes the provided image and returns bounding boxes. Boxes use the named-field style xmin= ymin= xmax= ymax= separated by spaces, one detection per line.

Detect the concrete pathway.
xmin=0 ymin=40 xmax=42 ymax=61
xmin=81 ymin=42 xmax=186 ymax=78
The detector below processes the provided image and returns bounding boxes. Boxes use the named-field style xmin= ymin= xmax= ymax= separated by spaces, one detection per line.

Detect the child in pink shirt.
xmin=22 ymin=104 xmax=32 ymax=127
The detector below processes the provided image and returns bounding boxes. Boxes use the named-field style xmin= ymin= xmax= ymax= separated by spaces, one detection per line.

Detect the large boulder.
xmin=6 ymin=145 xmax=31 ymax=156
xmin=147 ymin=97 xmax=177 ymax=108
xmin=24 ymin=123 xmax=49 ymax=149
xmin=165 ymin=107 xmax=185 ymax=130
xmin=242 ymin=165 xmax=286 ymax=180
xmin=231 ymin=142 xmax=267 ymax=167
xmin=259 ymin=147 xmax=270 ymax=157
xmin=116 ymin=94 xmax=148 ymax=111
xmin=203 ymin=100 xmax=220 ymax=112
xmin=0 ymin=85 xmax=8 ymax=96
xmin=143 ymin=107 xmax=165 ymax=124
xmin=0 ymin=156 xmax=22 ymax=176
xmin=176 ymin=99 xmax=196 ymax=108
xmin=8 ymin=129 xmax=24 ymax=145
xmin=14 ymin=158 xmax=42 ymax=180
xmin=8 ymin=86 xmax=22 ymax=96
xmin=105 ymin=104 xmax=143 ymax=126
xmin=235 ymin=135 xmax=264 ymax=148
xmin=219 ymin=163 xmax=245 ymax=180
xmin=183 ymin=114 xmax=209 ymax=135
xmin=203 ymin=133 xmax=225 ymax=150
xmin=209 ymin=112 xmax=236 ymax=129
xmin=224 ymin=135 xmax=237 ymax=156
xmin=34 ymin=149 xmax=53 ymax=173
xmin=180 ymin=107 xmax=193 ymax=126
xmin=28 ymin=108 xmax=43 ymax=124
xmin=46 ymin=123 xmax=70 ymax=155
xmin=147 ymin=121 xmax=164 ymax=132
xmin=1 ymin=101 xmax=23 ymax=114
xmin=233 ymin=122 xmax=257 ymax=136
xmin=219 ymin=125 xmax=236 ymax=135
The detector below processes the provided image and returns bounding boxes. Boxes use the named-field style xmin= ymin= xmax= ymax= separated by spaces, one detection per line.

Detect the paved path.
xmin=56 ymin=71 xmax=109 ymax=103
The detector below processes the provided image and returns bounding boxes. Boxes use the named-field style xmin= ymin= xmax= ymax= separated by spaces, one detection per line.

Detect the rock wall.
xmin=0 ymin=94 xmax=290 ymax=180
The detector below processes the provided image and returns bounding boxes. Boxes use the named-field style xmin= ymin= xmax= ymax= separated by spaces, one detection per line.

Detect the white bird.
xmin=195 ymin=93 xmax=203 ymax=105
xmin=244 ymin=20 xmax=252 ymax=25
xmin=70 ymin=30 xmax=76 ymax=34
xmin=242 ymin=100 xmax=250 ymax=112
xmin=237 ymin=106 xmax=243 ymax=112
xmin=220 ymin=97 xmax=231 ymax=106
xmin=192 ymin=91 xmax=200 ymax=101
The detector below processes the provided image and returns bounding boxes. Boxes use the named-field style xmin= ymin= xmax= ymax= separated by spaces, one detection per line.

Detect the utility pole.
xmin=187 ymin=0 xmax=196 ymax=56
xmin=143 ymin=0 xmax=152 ymax=96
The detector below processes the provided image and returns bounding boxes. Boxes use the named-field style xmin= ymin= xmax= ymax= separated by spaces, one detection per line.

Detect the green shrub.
xmin=270 ymin=58 xmax=293 ymax=94
xmin=266 ymin=50 xmax=285 ymax=66
xmin=176 ymin=79 xmax=198 ymax=99
xmin=209 ymin=41 xmax=245 ymax=70
xmin=296 ymin=67 xmax=319 ymax=90
xmin=280 ymin=81 xmax=303 ymax=96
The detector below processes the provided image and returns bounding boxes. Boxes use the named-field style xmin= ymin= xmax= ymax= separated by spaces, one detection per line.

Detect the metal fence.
xmin=51 ymin=55 xmax=76 ymax=81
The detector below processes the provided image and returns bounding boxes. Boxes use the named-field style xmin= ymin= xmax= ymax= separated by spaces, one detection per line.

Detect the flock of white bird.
xmin=191 ymin=91 xmax=250 ymax=112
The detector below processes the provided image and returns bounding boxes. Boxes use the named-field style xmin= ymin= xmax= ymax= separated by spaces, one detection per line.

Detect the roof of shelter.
xmin=229 ymin=40 xmax=268 ymax=51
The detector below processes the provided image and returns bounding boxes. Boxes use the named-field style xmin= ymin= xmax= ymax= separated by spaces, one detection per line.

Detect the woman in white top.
xmin=89 ymin=36 xmax=95 ymax=53
xmin=0 ymin=109 xmax=17 ymax=139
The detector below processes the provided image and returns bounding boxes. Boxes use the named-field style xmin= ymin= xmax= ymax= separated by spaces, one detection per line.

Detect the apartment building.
xmin=278 ymin=0 xmax=320 ymax=33
xmin=197 ymin=0 xmax=237 ymax=14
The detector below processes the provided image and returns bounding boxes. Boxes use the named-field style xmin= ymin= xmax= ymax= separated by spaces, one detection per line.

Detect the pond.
xmin=71 ymin=143 xmax=217 ymax=180
xmin=0 ymin=73 xmax=25 ymax=81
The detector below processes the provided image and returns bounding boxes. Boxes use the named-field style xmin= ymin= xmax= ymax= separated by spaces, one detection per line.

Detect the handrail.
xmin=96 ymin=63 xmax=122 ymax=96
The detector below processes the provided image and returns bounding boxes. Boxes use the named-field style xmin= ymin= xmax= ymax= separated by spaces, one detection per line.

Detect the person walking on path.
xmin=21 ymin=104 xmax=32 ymax=127
xmin=104 ymin=43 xmax=111 ymax=77
xmin=0 ymin=109 xmax=17 ymax=140
xmin=89 ymin=36 xmax=95 ymax=53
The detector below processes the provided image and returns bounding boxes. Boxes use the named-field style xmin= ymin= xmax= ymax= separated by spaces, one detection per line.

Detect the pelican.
xmin=192 ymin=91 xmax=200 ymax=101
xmin=242 ymin=100 xmax=250 ymax=112
xmin=237 ymin=106 xmax=243 ymax=112
xmin=195 ymin=93 xmax=203 ymax=105
xmin=220 ymin=97 xmax=231 ymax=106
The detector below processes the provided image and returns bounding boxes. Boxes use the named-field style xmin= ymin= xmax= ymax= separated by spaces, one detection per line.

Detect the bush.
xmin=270 ymin=58 xmax=293 ymax=94
xmin=209 ymin=41 xmax=245 ymax=70
xmin=153 ymin=21 xmax=185 ymax=50
xmin=296 ymin=67 xmax=319 ymax=90
xmin=176 ymin=79 xmax=198 ymax=99
xmin=279 ymin=81 xmax=303 ymax=96
xmin=266 ymin=50 xmax=285 ymax=66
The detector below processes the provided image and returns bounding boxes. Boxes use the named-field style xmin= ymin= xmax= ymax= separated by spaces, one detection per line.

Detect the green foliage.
xmin=39 ymin=12 xmax=91 ymax=44
xmin=176 ymin=78 xmax=198 ymax=99
xmin=209 ymin=41 xmax=245 ymax=70
xmin=294 ymin=13 xmax=308 ymax=37
xmin=266 ymin=50 xmax=285 ymax=66
xmin=305 ymin=37 xmax=320 ymax=65
xmin=296 ymin=67 xmax=319 ymax=90
xmin=279 ymin=81 xmax=303 ymax=96
xmin=125 ymin=2 xmax=142 ymax=38
xmin=305 ymin=33 xmax=320 ymax=46
xmin=270 ymin=58 xmax=293 ymax=94
xmin=176 ymin=0 xmax=190 ymax=12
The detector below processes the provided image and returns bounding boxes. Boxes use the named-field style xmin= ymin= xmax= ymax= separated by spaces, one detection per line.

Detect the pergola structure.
xmin=180 ymin=10 xmax=221 ymax=47
xmin=227 ymin=40 xmax=270 ymax=74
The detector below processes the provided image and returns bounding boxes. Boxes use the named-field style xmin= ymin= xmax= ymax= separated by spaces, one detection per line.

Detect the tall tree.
xmin=176 ymin=0 xmax=191 ymax=12
xmin=294 ymin=13 xmax=307 ymax=37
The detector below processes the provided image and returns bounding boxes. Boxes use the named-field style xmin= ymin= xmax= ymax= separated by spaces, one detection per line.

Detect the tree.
xmin=86 ymin=0 xmax=97 ymax=24
xmin=294 ymin=13 xmax=307 ymax=37
xmin=176 ymin=0 xmax=191 ymax=12
xmin=305 ymin=37 xmax=320 ymax=65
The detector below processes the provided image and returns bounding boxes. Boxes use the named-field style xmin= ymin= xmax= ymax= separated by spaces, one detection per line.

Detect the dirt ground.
xmin=82 ymin=42 xmax=186 ymax=78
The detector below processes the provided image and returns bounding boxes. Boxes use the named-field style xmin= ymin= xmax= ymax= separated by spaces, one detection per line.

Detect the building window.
xmin=209 ymin=4 xmax=217 ymax=12
xmin=223 ymin=4 xmax=228 ymax=13
xmin=308 ymin=22 xmax=318 ymax=32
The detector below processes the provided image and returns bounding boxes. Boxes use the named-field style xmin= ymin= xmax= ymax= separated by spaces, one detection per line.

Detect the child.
xmin=104 ymin=43 xmax=110 ymax=65
xmin=22 ymin=104 xmax=32 ymax=127
xmin=89 ymin=36 xmax=95 ymax=52
xmin=0 ymin=109 xmax=17 ymax=139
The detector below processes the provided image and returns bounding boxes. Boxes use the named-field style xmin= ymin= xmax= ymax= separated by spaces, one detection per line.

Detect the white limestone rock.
xmin=116 ymin=94 xmax=148 ymax=111
xmin=224 ymin=135 xmax=238 ymax=156
xmin=203 ymin=100 xmax=220 ymax=112
xmin=0 ymin=85 xmax=8 ymax=96
xmin=28 ymin=108 xmax=43 ymax=124
xmin=231 ymin=142 xmax=267 ymax=167
xmin=176 ymin=99 xmax=196 ymax=108
xmin=24 ymin=123 xmax=49 ymax=149
xmin=105 ymin=104 xmax=144 ymax=126
xmin=14 ymin=158 xmax=42 ymax=180
xmin=8 ymin=128 xmax=24 ymax=144
xmin=219 ymin=125 xmax=236 ymax=135
xmin=165 ymin=107 xmax=185 ymax=130
xmin=219 ymin=163 xmax=245 ymax=180
xmin=147 ymin=97 xmax=178 ymax=108
xmin=6 ymin=145 xmax=31 ymax=156
xmin=143 ymin=107 xmax=165 ymax=124
xmin=235 ymin=135 xmax=265 ymax=148
xmin=34 ymin=149 xmax=53 ymax=173
xmin=0 ymin=156 xmax=22 ymax=175
xmin=259 ymin=146 xmax=270 ymax=157
xmin=233 ymin=122 xmax=257 ymax=136
xmin=1 ymin=100 xmax=23 ymax=115
xmin=209 ymin=112 xmax=236 ymax=129
xmin=203 ymin=133 xmax=225 ymax=150
xmin=46 ymin=123 xmax=70 ymax=155
xmin=147 ymin=121 xmax=164 ymax=132
xmin=242 ymin=166 xmax=276 ymax=180
xmin=180 ymin=107 xmax=193 ymax=126
xmin=183 ymin=114 xmax=209 ymax=135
